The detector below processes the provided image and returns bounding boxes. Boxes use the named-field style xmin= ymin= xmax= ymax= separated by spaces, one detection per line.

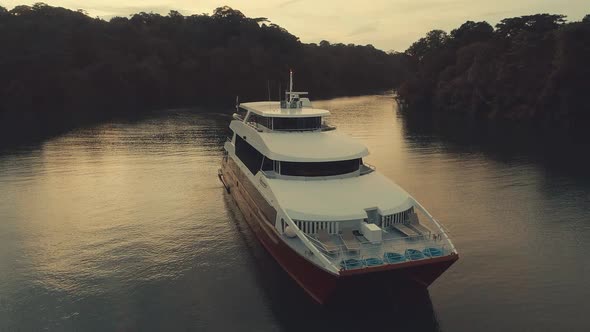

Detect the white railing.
xmin=278 ymin=211 xmax=341 ymax=274
xmin=303 ymin=232 xmax=453 ymax=271
xmin=294 ymin=220 xmax=340 ymax=235
xmin=411 ymin=198 xmax=457 ymax=254
xmin=381 ymin=207 xmax=413 ymax=228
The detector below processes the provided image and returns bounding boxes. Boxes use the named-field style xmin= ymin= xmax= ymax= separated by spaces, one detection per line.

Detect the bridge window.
xmin=272 ymin=117 xmax=321 ymax=131
xmin=261 ymin=156 xmax=273 ymax=171
xmin=235 ymin=135 xmax=263 ymax=175
xmin=247 ymin=113 xmax=272 ymax=129
xmin=280 ymin=159 xmax=361 ymax=177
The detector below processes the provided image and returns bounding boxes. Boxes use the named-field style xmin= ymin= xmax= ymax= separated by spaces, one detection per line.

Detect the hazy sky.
xmin=3 ymin=0 xmax=588 ymax=50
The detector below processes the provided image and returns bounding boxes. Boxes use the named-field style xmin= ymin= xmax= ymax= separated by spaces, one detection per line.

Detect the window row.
xmin=235 ymin=135 xmax=361 ymax=177
xmin=246 ymin=113 xmax=322 ymax=131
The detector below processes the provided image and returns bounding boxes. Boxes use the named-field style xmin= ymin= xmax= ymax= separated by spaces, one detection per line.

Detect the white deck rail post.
xmin=279 ymin=209 xmax=340 ymax=274
xmin=411 ymin=198 xmax=457 ymax=253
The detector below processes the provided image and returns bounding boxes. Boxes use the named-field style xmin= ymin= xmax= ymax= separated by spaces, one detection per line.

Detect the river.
xmin=0 ymin=95 xmax=588 ymax=331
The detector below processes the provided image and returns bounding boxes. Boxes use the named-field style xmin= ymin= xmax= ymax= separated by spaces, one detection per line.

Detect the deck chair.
xmin=408 ymin=212 xmax=432 ymax=235
xmin=316 ymin=229 xmax=339 ymax=254
xmin=391 ymin=223 xmax=419 ymax=237
xmin=340 ymin=229 xmax=361 ymax=252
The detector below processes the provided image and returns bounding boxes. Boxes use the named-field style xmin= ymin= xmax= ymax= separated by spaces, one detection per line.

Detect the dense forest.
xmin=1 ymin=3 xmax=590 ymax=143
xmin=397 ymin=14 xmax=590 ymax=129
xmin=0 ymin=3 xmax=411 ymax=141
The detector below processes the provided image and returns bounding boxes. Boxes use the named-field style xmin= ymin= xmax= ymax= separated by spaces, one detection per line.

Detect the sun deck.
xmin=277 ymin=199 xmax=455 ymax=273
xmin=283 ymin=227 xmax=452 ymax=271
xmin=240 ymin=101 xmax=330 ymax=118
xmin=267 ymin=171 xmax=413 ymax=221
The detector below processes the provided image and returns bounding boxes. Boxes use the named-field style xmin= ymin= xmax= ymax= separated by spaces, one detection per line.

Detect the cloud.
xmin=480 ymin=9 xmax=521 ymax=18
xmin=348 ymin=23 xmax=378 ymax=37
xmin=81 ymin=4 xmax=190 ymax=18
xmin=278 ymin=0 xmax=303 ymax=8
xmin=396 ymin=0 xmax=467 ymax=12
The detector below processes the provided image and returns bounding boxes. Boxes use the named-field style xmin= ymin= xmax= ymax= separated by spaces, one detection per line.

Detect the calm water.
xmin=1 ymin=95 xmax=589 ymax=331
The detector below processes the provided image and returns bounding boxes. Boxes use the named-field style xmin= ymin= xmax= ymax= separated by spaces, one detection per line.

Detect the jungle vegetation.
xmin=0 ymin=3 xmax=410 ymax=141
xmin=1 ymin=4 xmax=589 ymax=141
xmin=397 ymin=14 xmax=590 ymax=129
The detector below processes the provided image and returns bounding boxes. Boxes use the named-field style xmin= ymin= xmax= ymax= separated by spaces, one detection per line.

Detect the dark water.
xmin=1 ymin=95 xmax=589 ymax=331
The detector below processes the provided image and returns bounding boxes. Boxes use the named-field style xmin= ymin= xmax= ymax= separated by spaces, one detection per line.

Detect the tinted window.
xmin=235 ymin=135 xmax=263 ymax=175
xmin=280 ymin=159 xmax=360 ymax=177
xmin=261 ymin=157 xmax=273 ymax=171
xmin=247 ymin=113 xmax=271 ymax=128
xmin=273 ymin=117 xmax=321 ymax=130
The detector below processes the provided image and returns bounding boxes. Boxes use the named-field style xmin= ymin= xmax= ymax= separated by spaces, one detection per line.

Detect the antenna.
xmin=235 ymin=96 xmax=239 ymax=111
xmin=289 ymin=69 xmax=294 ymax=93
xmin=267 ymin=80 xmax=271 ymax=102
xmin=279 ymin=82 xmax=283 ymax=110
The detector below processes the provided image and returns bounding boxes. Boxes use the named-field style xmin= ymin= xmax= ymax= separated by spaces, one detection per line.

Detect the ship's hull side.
xmin=221 ymin=157 xmax=458 ymax=304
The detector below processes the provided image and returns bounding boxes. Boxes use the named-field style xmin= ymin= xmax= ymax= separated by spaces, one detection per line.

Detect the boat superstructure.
xmin=219 ymin=73 xmax=458 ymax=303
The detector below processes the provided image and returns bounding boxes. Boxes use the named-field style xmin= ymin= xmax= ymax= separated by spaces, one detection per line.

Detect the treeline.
xmin=397 ymin=14 xmax=590 ymax=128
xmin=3 ymin=4 xmax=589 ymax=143
xmin=0 ymin=3 xmax=411 ymax=141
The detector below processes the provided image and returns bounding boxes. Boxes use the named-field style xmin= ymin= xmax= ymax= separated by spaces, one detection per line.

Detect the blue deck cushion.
xmin=405 ymin=248 xmax=425 ymax=260
xmin=340 ymin=258 xmax=364 ymax=270
xmin=423 ymin=247 xmax=443 ymax=257
xmin=364 ymin=257 xmax=384 ymax=266
xmin=383 ymin=252 xmax=406 ymax=263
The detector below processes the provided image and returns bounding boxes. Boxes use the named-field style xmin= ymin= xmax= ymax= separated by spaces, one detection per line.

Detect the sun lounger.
xmin=316 ymin=229 xmax=339 ymax=254
xmin=408 ymin=212 xmax=432 ymax=235
xmin=391 ymin=223 xmax=419 ymax=237
xmin=340 ymin=229 xmax=361 ymax=252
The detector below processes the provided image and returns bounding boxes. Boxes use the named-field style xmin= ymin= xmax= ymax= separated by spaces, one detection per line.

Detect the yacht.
xmin=218 ymin=72 xmax=459 ymax=304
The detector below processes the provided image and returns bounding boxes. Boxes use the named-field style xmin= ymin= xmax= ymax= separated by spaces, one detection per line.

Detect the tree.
xmin=495 ymin=14 xmax=566 ymax=38
xmin=450 ymin=21 xmax=493 ymax=46
xmin=406 ymin=30 xmax=449 ymax=61
xmin=212 ymin=6 xmax=245 ymax=20
xmin=0 ymin=4 xmax=409 ymax=142
xmin=397 ymin=14 xmax=590 ymax=131
xmin=9 ymin=5 xmax=32 ymax=15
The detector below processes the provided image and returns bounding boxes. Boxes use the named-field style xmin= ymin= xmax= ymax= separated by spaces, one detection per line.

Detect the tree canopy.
xmin=0 ymin=3 xmax=411 ymax=141
xmin=2 ymin=4 xmax=589 ymax=142
xmin=397 ymin=13 xmax=590 ymax=130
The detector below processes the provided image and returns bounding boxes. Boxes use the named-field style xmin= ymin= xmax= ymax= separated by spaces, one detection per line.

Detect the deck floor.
xmin=283 ymin=227 xmax=451 ymax=270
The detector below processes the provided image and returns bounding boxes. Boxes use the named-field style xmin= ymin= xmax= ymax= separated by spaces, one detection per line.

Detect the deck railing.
xmin=303 ymin=231 xmax=452 ymax=271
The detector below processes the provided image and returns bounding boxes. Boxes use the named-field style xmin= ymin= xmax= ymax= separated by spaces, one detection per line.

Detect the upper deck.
xmin=267 ymin=171 xmax=414 ymax=221
xmin=240 ymin=101 xmax=330 ymax=118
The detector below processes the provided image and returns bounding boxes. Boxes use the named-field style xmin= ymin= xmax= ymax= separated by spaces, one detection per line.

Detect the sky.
xmin=2 ymin=0 xmax=588 ymax=51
